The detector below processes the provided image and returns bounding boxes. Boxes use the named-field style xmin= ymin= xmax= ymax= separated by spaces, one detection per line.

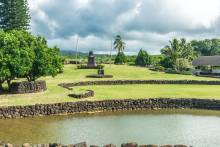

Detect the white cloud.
xmin=28 ymin=0 xmax=220 ymax=54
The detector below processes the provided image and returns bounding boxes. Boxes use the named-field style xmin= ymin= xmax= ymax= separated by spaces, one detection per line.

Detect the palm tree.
xmin=161 ymin=38 xmax=180 ymax=66
xmin=161 ymin=38 xmax=197 ymax=69
xmin=114 ymin=35 xmax=126 ymax=53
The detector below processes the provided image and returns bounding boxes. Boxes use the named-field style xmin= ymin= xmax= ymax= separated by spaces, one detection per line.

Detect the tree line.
xmin=113 ymin=35 xmax=220 ymax=73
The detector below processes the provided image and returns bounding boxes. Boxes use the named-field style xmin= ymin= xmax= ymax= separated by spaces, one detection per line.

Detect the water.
xmin=1 ymin=109 xmax=220 ymax=147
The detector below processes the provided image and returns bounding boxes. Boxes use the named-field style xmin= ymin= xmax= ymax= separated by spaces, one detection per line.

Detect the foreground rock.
xmin=0 ymin=142 xmax=189 ymax=147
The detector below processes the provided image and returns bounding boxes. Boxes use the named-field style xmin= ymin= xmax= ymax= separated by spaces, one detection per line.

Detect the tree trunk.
xmin=26 ymin=75 xmax=31 ymax=82
xmin=7 ymin=79 xmax=11 ymax=90
xmin=0 ymin=83 xmax=3 ymax=92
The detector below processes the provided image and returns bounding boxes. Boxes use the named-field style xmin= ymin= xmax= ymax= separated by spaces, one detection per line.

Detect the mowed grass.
xmin=73 ymin=84 xmax=220 ymax=100
xmin=0 ymin=64 xmax=220 ymax=106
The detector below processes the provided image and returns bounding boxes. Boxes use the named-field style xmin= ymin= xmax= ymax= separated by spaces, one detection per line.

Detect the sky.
xmin=28 ymin=0 xmax=220 ymax=55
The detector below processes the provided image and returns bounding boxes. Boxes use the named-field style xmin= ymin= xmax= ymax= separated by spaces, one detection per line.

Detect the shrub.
xmin=77 ymin=64 xmax=105 ymax=69
xmin=160 ymin=57 xmax=173 ymax=68
xmin=174 ymin=58 xmax=192 ymax=72
xmin=149 ymin=65 xmax=165 ymax=72
xmin=97 ymin=64 xmax=105 ymax=69
xmin=165 ymin=69 xmax=192 ymax=75
xmin=135 ymin=49 xmax=151 ymax=66
xmin=114 ymin=52 xmax=126 ymax=64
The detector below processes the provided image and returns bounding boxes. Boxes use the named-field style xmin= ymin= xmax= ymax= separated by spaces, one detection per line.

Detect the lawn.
xmin=0 ymin=64 xmax=220 ymax=106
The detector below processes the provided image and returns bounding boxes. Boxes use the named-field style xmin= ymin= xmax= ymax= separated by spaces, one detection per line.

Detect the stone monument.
xmin=87 ymin=51 xmax=96 ymax=68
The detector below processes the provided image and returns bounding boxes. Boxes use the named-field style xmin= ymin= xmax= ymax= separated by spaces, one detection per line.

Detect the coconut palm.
xmin=114 ymin=35 xmax=126 ymax=53
xmin=161 ymin=38 xmax=197 ymax=69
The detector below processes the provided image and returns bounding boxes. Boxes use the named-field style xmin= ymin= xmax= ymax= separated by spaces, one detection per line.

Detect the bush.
xmin=149 ymin=65 xmax=165 ymax=72
xmin=114 ymin=52 xmax=126 ymax=64
xmin=97 ymin=64 xmax=105 ymax=69
xmin=77 ymin=64 xmax=105 ymax=69
xmin=165 ymin=69 xmax=192 ymax=75
xmin=135 ymin=49 xmax=151 ymax=66
xmin=160 ymin=57 xmax=173 ymax=68
xmin=174 ymin=58 xmax=192 ymax=72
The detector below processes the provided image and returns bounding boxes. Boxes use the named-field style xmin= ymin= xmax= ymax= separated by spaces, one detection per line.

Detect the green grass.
xmin=73 ymin=84 xmax=220 ymax=100
xmin=0 ymin=64 xmax=220 ymax=106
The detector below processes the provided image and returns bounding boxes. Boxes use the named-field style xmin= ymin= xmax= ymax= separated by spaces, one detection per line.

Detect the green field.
xmin=0 ymin=64 xmax=220 ymax=106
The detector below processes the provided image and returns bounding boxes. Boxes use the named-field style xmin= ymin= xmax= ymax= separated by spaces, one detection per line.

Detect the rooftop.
xmin=192 ymin=56 xmax=220 ymax=66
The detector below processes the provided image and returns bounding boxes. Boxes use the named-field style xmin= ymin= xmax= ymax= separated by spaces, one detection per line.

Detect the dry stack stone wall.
xmin=0 ymin=98 xmax=220 ymax=119
xmin=10 ymin=81 xmax=47 ymax=94
xmin=68 ymin=90 xmax=94 ymax=99
xmin=59 ymin=80 xmax=220 ymax=90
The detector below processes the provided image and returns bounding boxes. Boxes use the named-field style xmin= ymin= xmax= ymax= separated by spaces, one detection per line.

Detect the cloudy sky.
xmin=28 ymin=0 xmax=220 ymax=54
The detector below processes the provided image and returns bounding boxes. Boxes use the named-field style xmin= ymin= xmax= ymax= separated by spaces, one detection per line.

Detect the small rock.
xmin=49 ymin=143 xmax=62 ymax=147
xmin=73 ymin=142 xmax=87 ymax=147
xmin=5 ymin=143 xmax=13 ymax=147
xmin=103 ymin=144 xmax=116 ymax=147
xmin=174 ymin=145 xmax=187 ymax=147
xmin=122 ymin=142 xmax=138 ymax=147
xmin=90 ymin=145 xmax=99 ymax=147
xmin=139 ymin=145 xmax=158 ymax=147
xmin=22 ymin=143 xmax=30 ymax=147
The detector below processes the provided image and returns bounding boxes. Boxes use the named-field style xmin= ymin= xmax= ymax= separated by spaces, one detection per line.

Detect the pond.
xmin=1 ymin=109 xmax=220 ymax=146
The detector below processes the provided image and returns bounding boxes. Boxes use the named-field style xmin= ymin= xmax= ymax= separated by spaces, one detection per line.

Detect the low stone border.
xmin=1 ymin=98 xmax=220 ymax=119
xmin=58 ymin=80 xmax=220 ymax=90
xmin=86 ymin=74 xmax=113 ymax=78
xmin=10 ymin=81 xmax=47 ymax=94
xmin=68 ymin=90 xmax=94 ymax=99
xmin=0 ymin=141 xmax=188 ymax=147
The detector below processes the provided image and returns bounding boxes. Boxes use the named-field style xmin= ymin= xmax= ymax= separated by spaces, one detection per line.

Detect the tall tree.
xmin=113 ymin=35 xmax=126 ymax=64
xmin=191 ymin=39 xmax=220 ymax=56
xmin=161 ymin=38 xmax=196 ymax=70
xmin=0 ymin=0 xmax=30 ymax=31
xmin=135 ymin=49 xmax=151 ymax=66
xmin=114 ymin=35 xmax=126 ymax=53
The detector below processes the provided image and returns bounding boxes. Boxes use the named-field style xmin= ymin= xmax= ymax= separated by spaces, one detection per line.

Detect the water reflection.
xmin=0 ymin=109 xmax=220 ymax=146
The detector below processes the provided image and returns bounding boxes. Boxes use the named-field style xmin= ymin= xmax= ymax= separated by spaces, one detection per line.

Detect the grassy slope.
xmin=0 ymin=64 xmax=220 ymax=106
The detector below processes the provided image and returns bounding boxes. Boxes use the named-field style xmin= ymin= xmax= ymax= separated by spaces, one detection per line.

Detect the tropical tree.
xmin=26 ymin=36 xmax=63 ymax=81
xmin=0 ymin=30 xmax=63 ymax=90
xmin=161 ymin=38 xmax=196 ymax=70
xmin=114 ymin=35 xmax=126 ymax=53
xmin=191 ymin=39 xmax=220 ymax=56
xmin=114 ymin=35 xmax=126 ymax=64
xmin=114 ymin=52 xmax=126 ymax=65
xmin=0 ymin=30 xmax=34 ymax=88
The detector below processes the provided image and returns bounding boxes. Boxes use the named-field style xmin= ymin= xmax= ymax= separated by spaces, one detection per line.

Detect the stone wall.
xmin=0 ymin=141 xmax=188 ymax=147
xmin=59 ymin=80 xmax=220 ymax=90
xmin=10 ymin=81 xmax=47 ymax=94
xmin=68 ymin=90 xmax=94 ymax=99
xmin=0 ymin=98 xmax=220 ymax=119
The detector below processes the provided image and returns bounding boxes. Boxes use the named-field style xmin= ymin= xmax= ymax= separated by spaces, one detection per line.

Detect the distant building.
xmin=192 ymin=56 xmax=220 ymax=77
